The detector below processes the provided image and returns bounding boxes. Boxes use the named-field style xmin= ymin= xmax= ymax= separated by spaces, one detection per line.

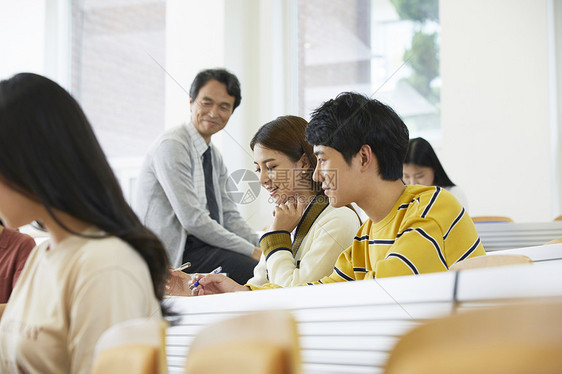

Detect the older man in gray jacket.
xmin=134 ymin=68 xmax=260 ymax=284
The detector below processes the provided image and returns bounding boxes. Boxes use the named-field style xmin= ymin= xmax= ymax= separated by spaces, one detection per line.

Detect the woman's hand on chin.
xmin=268 ymin=194 xmax=307 ymax=232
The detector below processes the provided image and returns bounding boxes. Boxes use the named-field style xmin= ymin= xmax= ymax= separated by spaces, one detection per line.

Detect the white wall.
xmin=0 ymin=0 xmax=46 ymax=79
xmin=0 ymin=0 xmax=69 ymax=86
xmin=440 ymin=0 xmax=560 ymax=222
xmin=551 ymin=0 xmax=562 ymax=218
xmin=222 ymin=0 xmax=298 ymax=229
xmin=165 ymin=0 xmax=225 ymax=130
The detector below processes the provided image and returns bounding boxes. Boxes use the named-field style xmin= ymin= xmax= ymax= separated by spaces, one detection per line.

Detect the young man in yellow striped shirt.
xmin=190 ymin=92 xmax=485 ymax=294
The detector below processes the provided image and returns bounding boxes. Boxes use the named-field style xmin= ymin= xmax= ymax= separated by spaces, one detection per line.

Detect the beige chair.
xmin=183 ymin=310 xmax=302 ymax=374
xmin=449 ymin=254 xmax=532 ymax=271
xmin=92 ymin=318 xmax=169 ymax=374
xmin=472 ymin=216 xmax=514 ymax=223
xmin=545 ymin=238 xmax=562 ymax=245
xmin=384 ymin=301 xmax=562 ymax=374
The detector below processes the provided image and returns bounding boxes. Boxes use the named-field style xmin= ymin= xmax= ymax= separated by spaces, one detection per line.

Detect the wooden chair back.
xmin=384 ymin=301 xmax=562 ymax=374
xmin=183 ymin=310 xmax=301 ymax=374
xmin=92 ymin=318 xmax=169 ymax=374
xmin=472 ymin=216 xmax=514 ymax=223
xmin=449 ymin=254 xmax=532 ymax=271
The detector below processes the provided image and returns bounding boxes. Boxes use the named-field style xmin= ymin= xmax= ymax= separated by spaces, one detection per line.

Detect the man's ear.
xmin=358 ymin=144 xmax=374 ymax=171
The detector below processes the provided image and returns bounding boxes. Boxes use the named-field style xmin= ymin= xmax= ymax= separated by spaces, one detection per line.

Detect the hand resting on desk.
xmin=191 ymin=274 xmax=250 ymax=296
xmin=251 ymin=247 xmax=262 ymax=261
xmin=166 ymin=268 xmax=194 ymax=296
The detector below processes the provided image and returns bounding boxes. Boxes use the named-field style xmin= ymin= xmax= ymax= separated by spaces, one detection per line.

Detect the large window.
xmin=71 ymin=0 xmax=167 ymax=198
xmin=71 ymin=0 xmax=166 ymax=159
xmin=298 ymin=0 xmax=441 ymax=137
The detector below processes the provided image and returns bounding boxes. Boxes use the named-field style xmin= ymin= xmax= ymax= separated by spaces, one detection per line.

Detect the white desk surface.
xmin=165 ymin=245 xmax=562 ymax=374
xmin=487 ymin=242 xmax=562 ymax=262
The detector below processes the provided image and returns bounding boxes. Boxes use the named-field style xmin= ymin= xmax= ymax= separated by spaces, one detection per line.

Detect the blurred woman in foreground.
xmin=0 ymin=73 xmax=169 ymax=374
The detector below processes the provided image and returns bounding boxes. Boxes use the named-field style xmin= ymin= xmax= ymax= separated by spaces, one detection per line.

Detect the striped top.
xmin=250 ymin=185 xmax=485 ymax=289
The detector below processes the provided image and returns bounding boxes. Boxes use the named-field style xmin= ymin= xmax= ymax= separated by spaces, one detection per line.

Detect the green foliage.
xmin=390 ymin=0 xmax=440 ymax=105
xmin=390 ymin=0 xmax=439 ymax=22
xmin=404 ymin=31 xmax=439 ymax=103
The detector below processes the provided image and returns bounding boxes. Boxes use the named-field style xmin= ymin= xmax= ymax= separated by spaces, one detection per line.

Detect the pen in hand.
xmin=175 ymin=261 xmax=191 ymax=272
xmin=189 ymin=266 xmax=222 ymax=290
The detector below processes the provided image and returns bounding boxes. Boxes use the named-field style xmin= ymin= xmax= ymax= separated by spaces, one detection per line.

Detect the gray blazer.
xmin=133 ymin=123 xmax=258 ymax=267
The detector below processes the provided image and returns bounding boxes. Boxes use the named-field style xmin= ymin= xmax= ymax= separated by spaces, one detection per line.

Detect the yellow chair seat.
xmin=184 ymin=342 xmax=289 ymax=374
xmin=449 ymin=254 xmax=532 ymax=271
xmin=472 ymin=216 xmax=513 ymax=223
xmin=92 ymin=344 xmax=157 ymax=374
xmin=384 ymin=302 xmax=562 ymax=374
xmin=183 ymin=310 xmax=301 ymax=374
xmin=92 ymin=318 xmax=169 ymax=374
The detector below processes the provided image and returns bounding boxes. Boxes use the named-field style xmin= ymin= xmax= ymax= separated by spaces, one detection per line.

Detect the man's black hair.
xmin=189 ymin=68 xmax=242 ymax=111
xmin=305 ymin=92 xmax=409 ymax=180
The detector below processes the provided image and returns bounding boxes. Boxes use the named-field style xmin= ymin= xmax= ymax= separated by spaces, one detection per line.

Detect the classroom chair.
xmin=183 ymin=310 xmax=302 ymax=374
xmin=384 ymin=301 xmax=562 ymax=374
xmin=92 ymin=317 xmax=169 ymax=374
xmin=472 ymin=216 xmax=514 ymax=223
xmin=449 ymin=254 xmax=532 ymax=271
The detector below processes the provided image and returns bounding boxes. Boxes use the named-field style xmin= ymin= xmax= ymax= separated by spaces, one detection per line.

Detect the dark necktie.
xmin=202 ymin=147 xmax=220 ymax=222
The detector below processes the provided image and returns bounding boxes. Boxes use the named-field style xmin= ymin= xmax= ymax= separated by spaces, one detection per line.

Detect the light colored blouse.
xmin=0 ymin=228 xmax=161 ymax=374
xmin=247 ymin=196 xmax=361 ymax=287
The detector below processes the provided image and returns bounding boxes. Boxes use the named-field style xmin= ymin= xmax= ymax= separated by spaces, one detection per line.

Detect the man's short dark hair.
xmin=305 ymin=92 xmax=409 ymax=181
xmin=189 ymin=68 xmax=242 ymax=111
